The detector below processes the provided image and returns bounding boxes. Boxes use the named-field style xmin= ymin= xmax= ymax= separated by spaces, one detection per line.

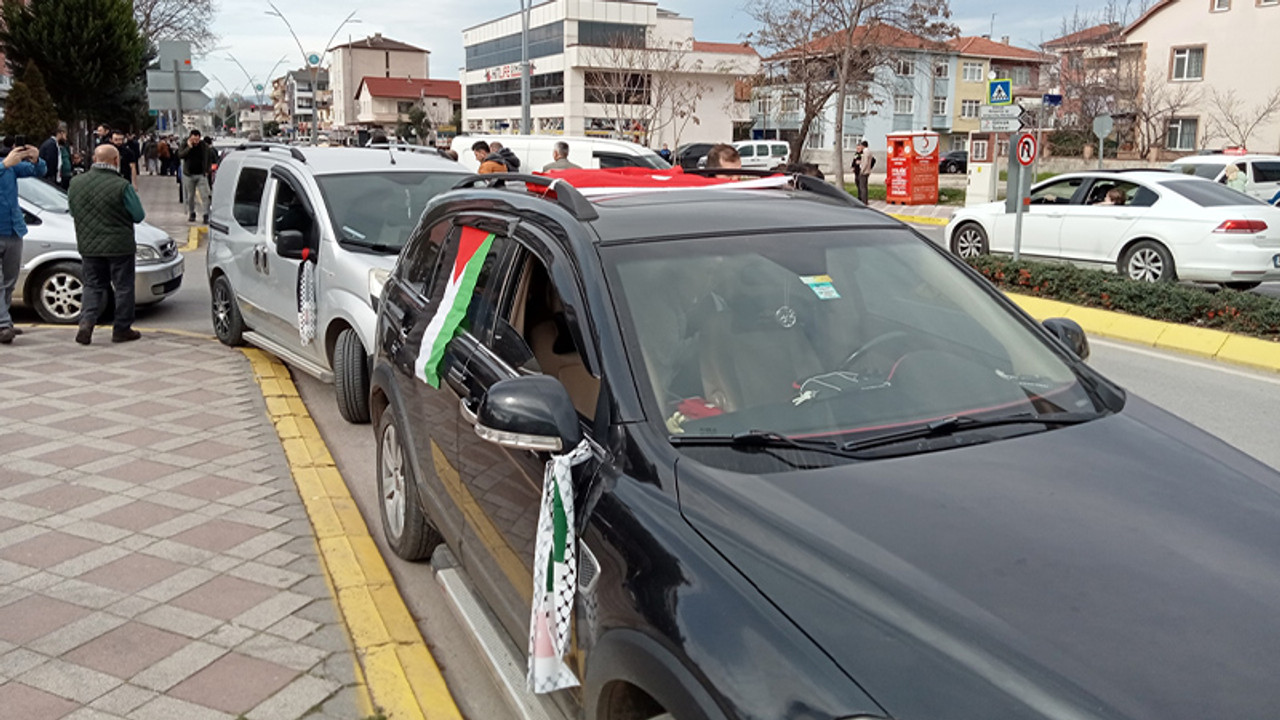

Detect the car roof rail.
xmin=681 ymin=167 xmax=864 ymax=208
xmin=450 ymin=173 xmax=599 ymax=221
xmin=236 ymin=142 xmax=307 ymax=163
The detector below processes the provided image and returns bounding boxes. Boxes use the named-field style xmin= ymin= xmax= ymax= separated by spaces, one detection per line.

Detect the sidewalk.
xmin=134 ymin=173 xmax=207 ymax=253
xmin=0 ymin=331 xmax=363 ymax=719
xmin=869 ymin=199 xmax=954 ymax=225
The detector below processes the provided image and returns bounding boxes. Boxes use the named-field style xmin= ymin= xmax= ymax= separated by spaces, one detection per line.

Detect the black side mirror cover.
xmin=477 ymin=375 xmax=582 ymax=453
xmin=1043 ymin=317 xmax=1090 ymax=361
xmin=276 ymin=229 xmax=308 ymax=259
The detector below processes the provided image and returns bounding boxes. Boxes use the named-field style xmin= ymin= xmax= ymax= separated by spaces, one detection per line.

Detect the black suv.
xmin=371 ymin=173 xmax=1280 ymax=720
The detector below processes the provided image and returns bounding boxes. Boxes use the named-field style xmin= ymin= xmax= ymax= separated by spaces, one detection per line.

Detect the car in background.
xmin=674 ymin=142 xmax=714 ymax=170
xmin=945 ymin=170 xmax=1280 ymax=289
xmin=206 ymin=144 xmax=468 ymax=423
xmin=732 ymin=139 xmax=792 ymax=169
xmin=939 ymin=149 xmax=968 ymax=174
xmin=15 ymin=177 xmax=183 ymax=324
xmin=1167 ymin=154 xmax=1280 ymax=202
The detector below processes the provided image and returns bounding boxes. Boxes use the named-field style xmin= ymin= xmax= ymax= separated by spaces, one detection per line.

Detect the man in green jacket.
xmin=67 ymin=144 xmax=146 ymax=345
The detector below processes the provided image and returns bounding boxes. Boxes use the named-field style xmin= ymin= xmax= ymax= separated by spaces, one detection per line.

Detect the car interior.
xmin=273 ymin=179 xmax=317 ymax=246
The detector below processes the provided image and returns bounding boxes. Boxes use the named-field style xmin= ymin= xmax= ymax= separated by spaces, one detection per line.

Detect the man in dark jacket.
xmin=38 ymin=123 xmax=68 ymax=186
xmin=67 ymin=144 xmax=146 ymax=344
xmin=489 ymin=141 xmax=521 ymax=171
xmin=177 ymin=129 xmax=213 ymax=223
xmin=0 ymin=141 xmax=45 ymax=344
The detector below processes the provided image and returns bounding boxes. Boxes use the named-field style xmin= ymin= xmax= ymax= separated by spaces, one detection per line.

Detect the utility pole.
xmin=520 ymin=0 xmax=531 ymax=135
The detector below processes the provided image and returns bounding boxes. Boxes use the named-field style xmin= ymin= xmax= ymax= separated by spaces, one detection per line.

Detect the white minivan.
xmin=449 ymin=134 xmax=670 ymax=173
xmin=1167 ymin=154 xmax=1280 ymax=202
xmin=733 ymin=140 xmax=792 ymax=170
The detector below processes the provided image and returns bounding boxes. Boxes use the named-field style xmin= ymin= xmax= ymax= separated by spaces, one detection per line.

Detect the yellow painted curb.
xmin=1005 ymin=292 xmax=1280 ymax=372
xmin=888 ymin=213 xmax=950 ymax=226
xmin=241 ymin=347 xmax=464 ymax=720
xmin=182 ymin=225 xmax=208 ymax=252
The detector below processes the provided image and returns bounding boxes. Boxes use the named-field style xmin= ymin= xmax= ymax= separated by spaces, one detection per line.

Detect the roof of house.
xmin=692 ymin=40 xmax=759 ymax=57
xmin=329 ymin=33 xmax=428 ymax=53
xmin=768 ymin=24 xmax=943 ymax=61
xmin=356 ymin=77 xmax=461 ymax=102
xmin=1043 ymin=23 xmax=1121 ymax=49
xmin=1123 ymin=0 xmax=1176 ymax=36
xmin=947 ymin=36 xmax=1052 ymax=63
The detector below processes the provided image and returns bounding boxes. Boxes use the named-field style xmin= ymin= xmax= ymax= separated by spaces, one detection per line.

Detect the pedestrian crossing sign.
xmin=988 ymin=79 xmax=1013 ymax=106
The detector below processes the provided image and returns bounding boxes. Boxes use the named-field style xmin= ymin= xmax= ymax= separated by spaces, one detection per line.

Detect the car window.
xmin=315 ymin=171 xmax=467 ymax=254
xmin=397 ymin=220 xmax=451 ymax=295
xmin=738 ymin=145 xmax=755 ymax=158
xmin=1164 ymin=179 xmax=1268 ymax=206
xmin=1251 ymin=161 xmax=1280 ymax=182
xmin=772 ymin=144 xmax=789 ymax=158
xmin=233 ymin=167 xmax=268 ymax=231
xmin=1170 ymin=162 xmax=1224 ymax=180
xmin=272 ymin=179 xmax=317 ymax=245
xmin=448 ymin=232 xmax=511 ymax=336
xmin=18 ymin=178 xmax=68 ymax=213
xmin=1030 ymin=178 xmax=1086 ymax=205
xmin=1084 ymin=180 xmax=1157 ymax=208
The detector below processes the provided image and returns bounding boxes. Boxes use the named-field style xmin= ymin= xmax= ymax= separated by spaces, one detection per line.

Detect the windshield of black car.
xmin=316 ymin=171 xmax=467 ymax=253
xmin=1164 ymin=179 xmax=1268 ymax=206
xmin=18 ymin=177 xmax=69 ymax=213
xmin=604 ymin=228 xmax=1108 ymax=455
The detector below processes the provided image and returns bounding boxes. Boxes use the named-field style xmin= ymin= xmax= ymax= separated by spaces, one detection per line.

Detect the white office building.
xmin=461 ymin=0 xmax=759 ymax=149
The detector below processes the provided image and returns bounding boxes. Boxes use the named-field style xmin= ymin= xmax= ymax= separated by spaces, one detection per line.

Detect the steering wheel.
xmin=841 ymin=331 xmax=912 ymax=371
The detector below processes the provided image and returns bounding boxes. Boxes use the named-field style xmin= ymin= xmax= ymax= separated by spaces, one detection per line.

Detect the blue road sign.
xmin=988 ymin=79 xmax=1013 ymax=106
xmin=1043 ymin=93 xmax=1063 ymax=107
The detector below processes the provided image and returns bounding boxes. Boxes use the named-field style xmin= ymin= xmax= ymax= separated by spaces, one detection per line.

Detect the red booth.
xmin=885 ymin=131 xmax=940 ymax=205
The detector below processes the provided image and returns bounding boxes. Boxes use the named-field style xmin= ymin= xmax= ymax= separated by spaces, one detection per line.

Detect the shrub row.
xmin=966 ymin=255 xmax=1280 ymax=340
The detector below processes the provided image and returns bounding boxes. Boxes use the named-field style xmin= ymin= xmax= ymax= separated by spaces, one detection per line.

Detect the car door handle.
xmin=253 ymin=246 xmax=262 ymax=273
xmin=1045 ymin=212 xmax=1063 ymax=218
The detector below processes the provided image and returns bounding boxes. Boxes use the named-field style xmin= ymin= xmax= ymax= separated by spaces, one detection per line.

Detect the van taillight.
xmin=1214 ymin=219 xmax=1268 ymax=233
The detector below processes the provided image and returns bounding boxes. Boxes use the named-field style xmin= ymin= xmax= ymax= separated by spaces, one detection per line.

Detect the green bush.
xmin=967 ymin=256 xmax=1280 ymax=340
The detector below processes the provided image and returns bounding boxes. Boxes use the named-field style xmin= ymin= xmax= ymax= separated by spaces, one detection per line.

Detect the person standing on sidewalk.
xmin=0 ymin=141 xmax=45 ymax=344
xmin=39 ymin=123 xmax=68 ymax=186
xmin=177 ymin=129 xmax=213 ymax=223
xmin=67 ymin=144 xmax=145 ymax=345
xmin=853 ymin=140 xmax=875 ymax=205
xmin=109 ymin=130 xmax=139 ymax=187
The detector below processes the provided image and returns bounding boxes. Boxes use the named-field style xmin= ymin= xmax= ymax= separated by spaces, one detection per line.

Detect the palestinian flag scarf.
xmin=415 ymin=226 xmax=495 ymax=387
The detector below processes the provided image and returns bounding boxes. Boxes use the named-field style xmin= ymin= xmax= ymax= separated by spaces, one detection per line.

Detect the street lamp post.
xmin=225 ymin=52 xmax=289 ymax=137
xmin=520 ymin=0 xmax=531 ymax=135
xmin=265 ymin=2 xmax=360 ymax=144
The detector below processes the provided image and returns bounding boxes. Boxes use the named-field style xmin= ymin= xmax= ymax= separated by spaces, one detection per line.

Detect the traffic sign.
xmin=980 ymin=117 xmax=1025 ymax=133
xmin=979 ymin=105 xmax=1024 ymax=120
xmin=255 ymin=83 xmax=264 ymax=92
xmin=147 ymin=90 xmax=212 ymax=110
xmin=307 ymin=53 xmax=321 ymax=66
xmin=145 ymin=69 xmax=208 ymax=92
xmin=1016 ymin=133 xmax=1038 ymax=166
xmin=1043 ymin=93 xmax=1063 ymax=107
xmin=1092 ymin=114 xmax=1114 ymax=139
xmin=988 ymin=79 xmax=1013 ymax=106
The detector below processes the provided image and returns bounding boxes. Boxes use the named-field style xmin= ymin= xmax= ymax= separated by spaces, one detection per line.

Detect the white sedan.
xmin=945 ymin=171 xmax=1280 ymax=290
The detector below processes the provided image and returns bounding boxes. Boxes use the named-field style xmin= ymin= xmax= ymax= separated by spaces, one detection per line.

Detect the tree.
xmin=1 ymin=0 xmax=147 ymax=135
xmin=133 ymin=0 xmax=216 ymax=53
xmin=406 ymin=105 xmax=432 ymax=144
xmin=0 ymin=63 xmax=60 ymax=141
xmin=1132 ymin=72 xmax=1202 ymax=159
xmin=1206 ymin=88 xmax=1280 ymax=150
xmin=749 ymin=0 xmax=837 ymax=164
xmin=263 ymin=120 xmax=280 ymax=137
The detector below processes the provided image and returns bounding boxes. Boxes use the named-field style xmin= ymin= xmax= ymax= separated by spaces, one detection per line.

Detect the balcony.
xmin=932 ymin=115 xmax=952 ymax=131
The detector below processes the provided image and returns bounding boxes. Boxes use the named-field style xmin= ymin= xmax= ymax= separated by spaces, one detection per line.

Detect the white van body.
xmin=449 ymin=134 xmax=670 ymax=173
xmin=733 ymin=140 xmax=792 ymax=170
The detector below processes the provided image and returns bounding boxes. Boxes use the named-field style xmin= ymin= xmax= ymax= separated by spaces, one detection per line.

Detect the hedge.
xmin=966 ymin=255 xmax=1280 ymax=340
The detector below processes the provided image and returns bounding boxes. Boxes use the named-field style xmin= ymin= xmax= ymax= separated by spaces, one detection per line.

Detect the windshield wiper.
xmin=670 ymin=430 xmax=859 ymax=459
xmin=841 ymin=412 xmax=1100 ymax=454
xmin=337 ymin=227 xmax=398 ymax=253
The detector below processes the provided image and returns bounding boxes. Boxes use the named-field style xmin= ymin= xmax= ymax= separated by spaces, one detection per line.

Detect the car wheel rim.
xmin=1128 ymin=249 xmax=1163 ymax=282
xmin=40 ymin=272 xmax=83 ymax=321
xmin=212 ymin=283 xmax=232 ymax=336
xmin=956 ymin=229 xmax=984 ymax=258
xmin=381 ymin=423 xmax=406 ymax=540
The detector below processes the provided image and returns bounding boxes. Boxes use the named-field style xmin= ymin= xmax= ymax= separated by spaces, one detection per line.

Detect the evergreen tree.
xmin=0 ymin=63 xmax=60 ymax=141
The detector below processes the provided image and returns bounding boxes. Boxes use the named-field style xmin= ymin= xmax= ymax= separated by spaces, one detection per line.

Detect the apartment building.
xmin=329 ymin=34 xmax=431 ymax=129
xmin=948 ymin=36 xmax=1052 ymax=152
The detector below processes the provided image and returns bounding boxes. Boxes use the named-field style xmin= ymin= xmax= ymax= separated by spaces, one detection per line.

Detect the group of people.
xmin=470 ymin=139 xmax=585 ymax=174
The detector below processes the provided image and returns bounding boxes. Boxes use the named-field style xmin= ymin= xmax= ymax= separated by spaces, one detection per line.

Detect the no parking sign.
xmin=1016 ymin=133 xmax=1037 ymax=166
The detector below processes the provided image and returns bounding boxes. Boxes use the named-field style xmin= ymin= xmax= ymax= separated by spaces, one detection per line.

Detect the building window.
xmin=951 ymin=135 xmax=966 ymax=151
xmin=971 ymin=139 xmax=989 ymax=161
xmin=934 ymin=61 xmax=949 ymax=78
xmin=755 ymin=96 xmax=772 ymax=115
xmin=467 ymin=71 xmax=565 ymax=109
xmin=962 ymin=61 xmax=984 ymax=82
xmin=997 ymin=137 xmax=1009 ymax=157
xmin=781 ymin=94 xmax=800 ymax=113
xmin=1167 ymin=117 xmax=1198 ymax=150
xmin=1171 ymin=47 xmax=1205 ymax=81
xmin=1010 ymin=66 xmax=1032 ymax=87
xmin=578 ymin=21 xmax=647 ymax=48
xmin=844 ymin=95 xmax=868 ymax=114
xmin=1212 ymin=0 xmax=1230 ymax=10
xmin=960 ymin=99 xmax=981 ymax=118
xmin=467 ymin=119 xmax=484 ymax=131
xmin=1258 ymin=0 xmax=1277 ymax=6
xmin=396 ymin=101 xmax=414 ymax=114
xmin=842 ymin=133 xmax=863 ymax=150
xmin=584 ymin=72 xmax=651 ymax=105
xmin=894 ymin=95 xmax=914 ymax=114
xmin=932 ymin=97 xmax=947 ymax=115
xmin=465 ymin=22 xmax=564 ymax=71
xmin=896 ymin=58 xmax=915 ymax=76
xmin=807 ymin=129 xmax=826 ymax=149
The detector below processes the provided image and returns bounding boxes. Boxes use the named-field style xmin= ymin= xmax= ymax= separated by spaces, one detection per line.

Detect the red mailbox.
xmin=885 ymin=130 xmax=940 ymax=205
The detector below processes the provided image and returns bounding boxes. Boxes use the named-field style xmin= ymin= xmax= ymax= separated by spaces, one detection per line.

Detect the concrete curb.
xmin=1007 ymin=293 xmax=1280 ymax=373
xmin=183 ymin=226 xmax=208 ymax=253
xmin=242 ymin=348 xmax=465 ymax=720
xmin=888 ymin=213 xmax=949 ymax=226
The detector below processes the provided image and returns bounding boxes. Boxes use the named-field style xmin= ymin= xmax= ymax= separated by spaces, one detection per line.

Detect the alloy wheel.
xmin=1127 ymin=248 xmax=1164 ymax=282
xmin=381 ymin=422 xmax=406 ymax=540
xmin=212 ymin=283 xmax=232 ymax=337
xmin=955 ymin=228 xmax=985 ymax=258
xmin=40 ymin=271 xmax=83 ymax=321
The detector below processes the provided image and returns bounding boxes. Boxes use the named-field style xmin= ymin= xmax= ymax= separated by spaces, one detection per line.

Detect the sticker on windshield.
xmin=800 ymin=274 xmax=841 ymax=300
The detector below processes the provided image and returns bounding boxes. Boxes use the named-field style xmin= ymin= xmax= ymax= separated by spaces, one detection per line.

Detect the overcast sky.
xmin=199 ymin=0 xmax=1111 ymax=105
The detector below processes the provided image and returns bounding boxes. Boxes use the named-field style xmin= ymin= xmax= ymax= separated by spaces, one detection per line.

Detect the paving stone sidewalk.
xmin=0 ymin=330 xmax=363 ymax=719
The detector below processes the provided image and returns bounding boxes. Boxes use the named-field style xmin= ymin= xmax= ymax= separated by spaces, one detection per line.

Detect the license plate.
xmin=1274 ymin=254 xmax=1280 ymax=268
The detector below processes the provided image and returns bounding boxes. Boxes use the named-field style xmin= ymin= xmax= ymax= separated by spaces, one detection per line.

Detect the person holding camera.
xmin=0 ymin=138 xmax=46 ymax=344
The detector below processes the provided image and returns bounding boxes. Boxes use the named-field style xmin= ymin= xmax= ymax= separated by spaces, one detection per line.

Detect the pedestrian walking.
xmin=542 ymin=141 xmax=581 ymax=171
xmin=0 ymin=140 xmax=46 ymax=344
xmin=67 ymin=144 xmax=145 ymax=345
xmin=471 ymin=141 xmax=508 ymax=174
xmin=143 ymin=135 xmax=159 ymax=175
xmin=177 ymin=130 xmax=214 ymax=223
xmin=489 ymin=141 xmax=521 ymax=171
xmin=157 ymin=136 xmax=172 ymax=175
xmin=853 ymin=140 xmax=874 ymax=204
xmin=110 ymin=130 xmax=139 ymax=186
xmin=38 ymin=122 xmax=68 ymax=187
xmin=93 ymin=124 xmax=111 ymax=147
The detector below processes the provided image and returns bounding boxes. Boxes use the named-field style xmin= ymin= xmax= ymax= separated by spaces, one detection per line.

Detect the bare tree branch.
xmin=134 ymin=0 xmax=217 ymax=54
xmin=1206 ymin=87 xmax=1280 ymax=149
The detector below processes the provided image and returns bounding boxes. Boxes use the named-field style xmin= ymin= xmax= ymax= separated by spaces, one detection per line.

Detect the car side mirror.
xmin=474 ymin=375 xmax=582 ymax=453
xmin=276 ymin=229 xmax=308 ymax=259
xmin=1043 ymin=317 xmax=1089 ymax=361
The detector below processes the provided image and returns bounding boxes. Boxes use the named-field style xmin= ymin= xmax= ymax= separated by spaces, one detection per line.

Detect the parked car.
xmin=15 ymin=177 xmax=183 ymax=324
xmin=731 ymin=139 xmax=792 ymax=169
xmin=448 ymin=134 xmax=670 ymax=173
xmin=939 ymin=149 xmax=968 ymax=174
xmin=206 ymin=144 xmax=468 ymax=423
xmin=674 ymin=142 xmax=714 ymax=170
xmin=945 ymin=170 xmax=1280 ymax=289
xmin=1167 ymin=153 xmax=1280 ymax=202
xmin=371 ymin=169 xmax=1280 ymax=720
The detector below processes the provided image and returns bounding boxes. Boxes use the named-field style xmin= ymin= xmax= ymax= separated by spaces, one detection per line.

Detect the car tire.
xmin=210 ymin=275 xmax=245 ymax=346
xmin=31 ymin=261 xmax=84 ymax=324
xmin=334 ymin=327 xmax=371 ymax=424
xmin=1120 ymin=241 xmax=1176 ymax=283
xmin=377 ymin=408 xmax=440 ymax=561
xmin=945 ymin=161 xmax=959 ymax=174
xmin=1221 ymin=281 xmax=1261 ymax=291
xmin=950 ymin=223 xmax=989 ymax=259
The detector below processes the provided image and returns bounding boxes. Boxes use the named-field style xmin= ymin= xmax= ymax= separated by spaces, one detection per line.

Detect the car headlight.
xmin=135 ymin=244 xmax=162 ymax=265
xmin=369 ymin=267 xmax=391 ymax=307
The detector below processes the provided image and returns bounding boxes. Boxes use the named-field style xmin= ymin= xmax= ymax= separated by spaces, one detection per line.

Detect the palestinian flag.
xmin=414 ymin=226 xmax=495 ymax=387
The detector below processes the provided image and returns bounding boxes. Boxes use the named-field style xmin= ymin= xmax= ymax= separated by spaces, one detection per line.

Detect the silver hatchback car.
xmin=15 ymin=178 xmax=185 ymax=323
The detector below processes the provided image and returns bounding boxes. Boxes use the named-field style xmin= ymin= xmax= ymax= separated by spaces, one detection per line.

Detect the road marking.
xmin=1092 ymin=337 xmax=1280 ymax=388
xmin=243 ymin=348 xmax=464 ymax=720
xmin=182 ymin=226 xmax=207 ymax=252
xmin=888 ymin=213 xmax=949 ymax=226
